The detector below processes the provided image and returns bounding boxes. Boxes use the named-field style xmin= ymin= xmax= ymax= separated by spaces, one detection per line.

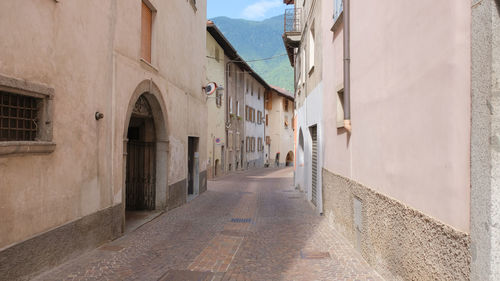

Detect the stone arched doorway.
xmin=123 ymin=80 xmax=168 ymax=230
xmin=126 ymin=95 xmax=156 ymax=210
xmin=286 ymin=151 xmax=294 ymax=166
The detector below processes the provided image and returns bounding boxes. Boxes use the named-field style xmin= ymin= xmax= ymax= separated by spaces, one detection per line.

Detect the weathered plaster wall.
xmin=323 ymin=169 xmax=470 ymax=281
xmin=294 ymin=83 xmax=323 ymax=212
xmin=322 ymin=0 xmax=471 ymax=232
xmin=205 ymin=33 xmax=226 ymax=178
xmin=113 ymin=0 xmax=208 ymax=201
xmin=0 ymin=0 xmax=117 ymax=250
xmin=225 ymin=61 xmax=245 ymax=172
xmin=317 ymin=0 xmax=472 ymax=278
xmin=0 ymin=0 xmax=208 ymax=279
xmin=0 ymin=204 xmax=122 ymax=281
xmin=471 ymin=0 xmax=500 ymax=280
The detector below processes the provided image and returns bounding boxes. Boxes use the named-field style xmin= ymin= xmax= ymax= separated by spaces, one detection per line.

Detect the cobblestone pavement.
xmin=33 ymin=168 xmax=384 ymax=281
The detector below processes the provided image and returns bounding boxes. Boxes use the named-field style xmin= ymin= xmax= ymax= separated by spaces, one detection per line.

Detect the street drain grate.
xmin=220 ymin=230 xmax=248 ymax=237
xmin=300 ymin=250 xmax=331 ymax=260
xmin=99 ymin=245 xmax=125 ymax=252
xmin=158 ymin=270 xmax=214 ymax=281
xmin=230 ymin=218 xmax=251 ymax=223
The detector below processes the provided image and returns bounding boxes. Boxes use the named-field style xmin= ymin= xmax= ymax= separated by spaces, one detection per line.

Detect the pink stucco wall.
xmin=322 ymin=0 xmax=471 ymax=232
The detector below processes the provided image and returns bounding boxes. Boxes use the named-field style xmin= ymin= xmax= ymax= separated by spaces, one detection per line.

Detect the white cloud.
xmin=241 ymin=0 xmax=281 ymax=20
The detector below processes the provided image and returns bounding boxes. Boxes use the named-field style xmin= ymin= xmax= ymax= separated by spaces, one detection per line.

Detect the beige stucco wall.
xmin=293 ymin=0 xmax=323 ymax=108
xmin=266 ymin=93 xmax=294 ymax=166
xmin=0 ymin=0 xmax=207 ymax=251
xmin=205 ymin=32 xmax=226 ymax=178
xmin=225 ymin=59 xmax=245 ymax=172
xmin=0 ymin=0 xmax=116 ymax=250
xmin=321 ymin=0 xmax=471 ymax=232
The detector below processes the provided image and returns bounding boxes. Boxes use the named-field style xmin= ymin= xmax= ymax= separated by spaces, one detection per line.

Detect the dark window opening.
xmin=0 ymin=91 xmax=40 ymax=141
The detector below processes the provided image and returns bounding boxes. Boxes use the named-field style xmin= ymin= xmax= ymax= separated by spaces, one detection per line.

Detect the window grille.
xmin=0 ymin=91 xmax=40 ymax=141
xmin=216 ymin=92 xmax=222 ymax=107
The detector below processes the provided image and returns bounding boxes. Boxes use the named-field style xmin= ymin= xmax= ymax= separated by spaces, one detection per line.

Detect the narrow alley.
xmin=33 ymin=168 xmax=381 ymax=281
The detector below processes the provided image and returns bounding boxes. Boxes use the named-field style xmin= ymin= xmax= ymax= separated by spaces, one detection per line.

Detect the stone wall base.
xmin=168 ymin=178 xmax=187 ymax=210
xmin=199 ymin=170 xmax=207 ymax=194
xmin=322 ymin=168 xmax=470 ymax=281
xmin=0 ymin=204 xmax=123 ymax=281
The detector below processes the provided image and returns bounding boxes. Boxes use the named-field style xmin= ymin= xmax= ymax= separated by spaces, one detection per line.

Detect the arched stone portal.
xmin=126 ymin=95 xmax=157 ymax=210
xmin=123 ymin=80 xmax=168 ymax=228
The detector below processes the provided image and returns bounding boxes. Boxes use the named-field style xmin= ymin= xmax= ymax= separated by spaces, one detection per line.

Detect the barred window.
xmin=0 ymin=91 xmax=40 ymax=141
xmin=0 ymin=74 xmax=55 ymax=156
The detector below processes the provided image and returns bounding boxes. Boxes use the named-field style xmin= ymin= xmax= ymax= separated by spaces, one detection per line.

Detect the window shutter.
xmin=141 ymin=1 xmax=152 ymax=63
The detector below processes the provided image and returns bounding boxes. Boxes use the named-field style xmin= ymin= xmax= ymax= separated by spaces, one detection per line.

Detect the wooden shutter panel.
xmin=141 ymin=2 xmax=152 ymax=63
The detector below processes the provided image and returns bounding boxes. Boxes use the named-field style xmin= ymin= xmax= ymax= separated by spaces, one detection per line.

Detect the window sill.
xmin=308 ymin=66 xmax=315 ymax=76
xmin=140 ymin=58 xmax=159 ymax=72
xmin=0 ymin=141 xmax=56 ymax=156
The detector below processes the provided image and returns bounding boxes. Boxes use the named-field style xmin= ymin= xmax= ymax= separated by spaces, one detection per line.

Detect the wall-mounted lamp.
xmin=95 ymin=112 xmax=104 ymax=120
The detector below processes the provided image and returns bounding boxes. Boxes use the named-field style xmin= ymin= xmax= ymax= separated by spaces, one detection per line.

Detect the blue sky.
xmin=207 ymin=0 xmax=288 ymax=21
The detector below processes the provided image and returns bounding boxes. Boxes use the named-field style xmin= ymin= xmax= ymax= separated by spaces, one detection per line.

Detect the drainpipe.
xmin=225 ymin=61 xmax=231 ymax=173
xmin=343 ymin=0 xmax=351 ymax=133
xmin=225 ymin=61 xmax=232 ymax=129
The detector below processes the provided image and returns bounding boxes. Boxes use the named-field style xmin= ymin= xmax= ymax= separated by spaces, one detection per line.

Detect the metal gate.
xmin=311 ymin=126 xmax=318 ymax=206
xmin=126 ymin=141 xmax=156 ymax=210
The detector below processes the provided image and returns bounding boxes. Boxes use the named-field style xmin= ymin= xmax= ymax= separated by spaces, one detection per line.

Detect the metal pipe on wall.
xmin=343 ymin=0 xmax=352 ymax=132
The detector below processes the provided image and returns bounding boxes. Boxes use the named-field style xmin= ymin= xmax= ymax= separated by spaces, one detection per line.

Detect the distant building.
xmin=206 ymin=23 xmax=227 ymax=179
xmin=0 ymin=1 xmax=207 ymax=280
xmin=283 ymin=0 xmax=323 ymax=208
xmin=207 ymin=21 xmax=269 ymax=174
xmin=264 ymin=86 xmax=295 ymax=168
xmin=244 ymin=74 xmax=266 ymax=169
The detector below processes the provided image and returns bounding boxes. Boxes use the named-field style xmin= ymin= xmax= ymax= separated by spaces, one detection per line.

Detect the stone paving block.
xmin=32 ymin=168 xmax=384 ymax=281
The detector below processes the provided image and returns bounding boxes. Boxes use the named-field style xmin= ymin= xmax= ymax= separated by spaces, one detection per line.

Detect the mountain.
xmin=210 ymin=15 xmax=294 ymax=93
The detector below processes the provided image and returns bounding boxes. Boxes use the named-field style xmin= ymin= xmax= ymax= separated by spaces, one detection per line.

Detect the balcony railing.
xmin=284 ymin=8 xmax=301 ymax=33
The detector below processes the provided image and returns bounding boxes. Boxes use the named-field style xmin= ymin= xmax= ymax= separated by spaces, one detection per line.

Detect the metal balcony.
xmin=283 ymin=8 xmax=302 ymax=66
xmin=284 ymin=8 xmax=301 ymax=37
